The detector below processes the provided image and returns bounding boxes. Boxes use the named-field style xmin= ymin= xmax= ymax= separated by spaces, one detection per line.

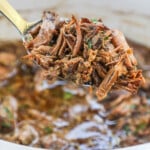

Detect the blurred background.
xmin=0 ymin=0 xmax=150 ymax=149
xmin=0 ymin=0 xmax=150 ymax=47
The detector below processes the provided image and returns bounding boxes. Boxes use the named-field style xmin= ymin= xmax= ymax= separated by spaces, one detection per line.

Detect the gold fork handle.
xmin=0 ymin=0 xmax=28 ymax=35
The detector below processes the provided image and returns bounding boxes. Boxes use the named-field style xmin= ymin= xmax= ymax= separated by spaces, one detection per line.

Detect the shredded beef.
xmin=23 ymin=11 xmax=145 ymax=101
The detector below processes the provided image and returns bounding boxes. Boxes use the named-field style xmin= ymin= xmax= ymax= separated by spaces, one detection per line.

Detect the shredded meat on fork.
xmin=23 ymin=11 xmax=145 ymax=101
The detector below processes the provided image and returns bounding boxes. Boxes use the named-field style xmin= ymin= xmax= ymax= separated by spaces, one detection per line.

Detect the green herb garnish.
xmin=137 ymin=123 xmax=147 ymax=131
xmin=130 ymin=104 xmax=136 ymax=110
xmin=2 ymin=121 xmax=12 ymax=128
xmin=4 ymin=107 xmax=13 ymax=120
xmin=134 ymin=123 xmax=147 ymax=135
xmin=87 ymin=40 xmax=92 ymax=49
xmin=123 ymin=125 xmax=130 ymax=134
xmin=91 ymin=18 xmax=98 ymax=24
xmin=63 ymin=92 xmax=73 ymax=100
xmin=43 ymin=126 xmax=53 ymax=134
xmin=104 ymin=36 xmax=109 ymax=41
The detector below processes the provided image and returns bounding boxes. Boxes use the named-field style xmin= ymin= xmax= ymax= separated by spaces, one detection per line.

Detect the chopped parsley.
xmin=87 ymin=40 xmax=92 ymax=49
xmin=123 ymin=125 xmax=130 ymax=134
xmin=43 ymin=126 xmax=53 ymax=134
xmin=2 ymin=121 xmax=12 ymax=128
xmin=63 ymin=92 xmax=73 ymax=100
xmin=4 ymin=107 xmax=13 ymax=120
xmin=104 ymin=36 xmax=109 ymax=41
xmin=91 ymin=18 xmax=98 ymax=24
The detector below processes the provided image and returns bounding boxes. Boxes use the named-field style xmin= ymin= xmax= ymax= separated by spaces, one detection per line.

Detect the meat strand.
xmin=23 ymin=12 xmax=145 ymax=101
